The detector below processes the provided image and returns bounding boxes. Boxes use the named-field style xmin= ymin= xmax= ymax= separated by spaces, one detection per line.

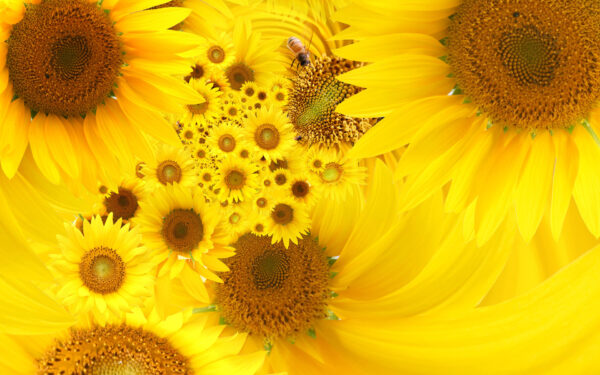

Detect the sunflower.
xmin=1 ymin=306 xmax=266 ymax=375
xmin=335 ymin=0 xmax=600 ymax=243
xmin=288 ymin=172 xmax=321 ymax=208
xmin=265 ymin=196 xmax=310 ymax=247
xmin=197 ymin=31 xmax=236 ymax=69
xmin=207 ymin=122 xmax=246 ymax=158
xmin=53 ymin=214 xmax=156 ymax=320
xmin=143 ymin=143 xmax=199 ymax=189
xmin=178 ymin=121 xmax=201 ymax=145
xmin=215 ymin=155 xmax=260 ymax=203
xmin=179 ymin=79 xmax=223 ymax=123
xmin=224 ymin=21 xmax=285 ymax=90
xmin=99 ymin=176 xmax=147 ymax=225
xmin=135 ymin=183 xmax=233 ymax=287
xmin=309 ymin=146 xmax=366 ymax=201
xmin=245 ymin=106 xmax=295 ymax=163
xmin=0 ymin=0 xmax=202 ymax=185
xmin=195 ymin=160 xmax=535 ymax=374
xmin=221 ymin=200 xmax=254 ymax=243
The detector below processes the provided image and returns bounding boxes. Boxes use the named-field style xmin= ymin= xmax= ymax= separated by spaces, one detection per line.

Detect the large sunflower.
xmin=196 ymin=161 xmax=529 ymax=374
xmin=0 ymin=306 xmax=266 ymax=375
xmin=335 ymin=0 xmax=600 ymax=243
xmin=0 ymin=0 xmax=202 ymax=186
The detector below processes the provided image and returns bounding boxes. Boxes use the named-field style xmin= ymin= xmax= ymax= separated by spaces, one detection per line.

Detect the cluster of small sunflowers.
xmin=3 ymin=0 xmax=600 ymax=375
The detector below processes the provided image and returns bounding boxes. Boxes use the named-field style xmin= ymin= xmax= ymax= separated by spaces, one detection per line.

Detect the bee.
xmin=287 ymin=36 xmax=312 ymax=69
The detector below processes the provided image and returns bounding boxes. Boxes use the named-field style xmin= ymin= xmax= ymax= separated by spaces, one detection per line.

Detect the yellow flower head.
xmin=215 ymin=155 xmax=260 ymax=203
xmin=265 ymin=196 xmax=310 ymax=247
xmin=135 ymin=183 xmax=233 ymax=283
xmin=245 ymin=106 xmax=295 ymax=163
xmin=180 ymin=79 xmax=223 ymax=123
xmin=143 ymin=143 xmax=199 ymax=189
xmin=207 ymin=122 xmax=246 ymax=158
xmin=0 ymin=0 xmax=203 ymax=186
xmin=54 ymin=214 xmax=156 ymax=320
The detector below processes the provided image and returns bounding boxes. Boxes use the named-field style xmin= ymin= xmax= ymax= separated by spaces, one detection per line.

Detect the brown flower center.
xmin=271 ymin=203 xmax=293 ymax=225
xmin=225 ymin=63 xmax=254 ymax=90
xmin=254 ymin=124 xmax=280 ymax=150
xmin=7 ymin=0 xmax=121 ymax=117
xmin=448 ymin=0 xmax=600 ymax=129
xmin=216 ymin=234 xmax=329 ymax=339
xmin=156 ymin=160 xmax=182 ymax=184
xmin=104 ymin=187 xmax=139 ymax=220
xmin=37 ymin=325 xmax=190 ymax=374
xmin=162 ymin=209 xmax=204 ymax=252
xmin=79 ymin=247 xmax=125 ymax=294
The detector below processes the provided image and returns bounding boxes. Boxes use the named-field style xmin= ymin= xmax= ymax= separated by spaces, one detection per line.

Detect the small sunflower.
xmin=224 ymin=22 xmax=284 ymax=90
xmin=288 ymin=172 xmax=321 ymax=208
xmin=177 ymin=121 xmax=201 ymax=145
xmin=221 ymin=200 xmax=254 ymax=243
xmin=143 ymin=144 xmax=199 ymax=189
xmin=245 ymin=106 xmax=295 ymax=162
xmin=197 ymin=32 xmax=236 ymax=68
xmin=180 ymin=79 xmax=223 ymax=123
xmin=207 ymin=122 xmax=245 ymax=158
xmin=100 ymin=177 xmax=147 ymax=225
xmin=265 ymin=197 xmax=310 ymax=247
xmin=241 ymin=81 xmax=259 ymax=102
xmin=135 ymin=183 xmax=233 ymax=285
xmin=215 ymin=155 xmax=260 ymax=202
xmin=312 ymin=147 xmax=366 ymax=201
xmin=54 ymin=214 xmax=155 ymax=320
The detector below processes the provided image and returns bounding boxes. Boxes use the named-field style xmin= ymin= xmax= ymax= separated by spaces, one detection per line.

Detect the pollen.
xmin=7 ymin=0 xmax=121 ymax=117
xmin=104 ymin=187 xmax=139 ymax=221
xmin=216 ymin=234 xmax=329 ymax=339
xmin=447 ymin=0 xmax=600 ymax=129
xmin=225 ymin=63 xmax=255 ymax=90
xmin=162 ymin=209 xmax=204 ymax=252
xmin=288 ymin=56 xmax=376 ymax=146
xmin=156 ymin=160 xmax=182 ymax=184
xmin=37 ymin=325 xmax=189 ymax=374
xmin=79 ymin=247 xmax=125 ymax=294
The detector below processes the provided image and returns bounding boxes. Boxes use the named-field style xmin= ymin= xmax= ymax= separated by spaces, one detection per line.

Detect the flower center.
xmin=162 ymin=209 xmax=204 ymax=252
xmin=321 ymin=163 xmax=342 ymax=183
xmin=156 ymin=160 xmax=182 ymax=184
xmin=271 ymin=203 xmax=293 ymax=225
xmin=216 ymin=234 xmax=329 ymax=339
xmin=291 ymin=181 xmax=310 ymax=197
xmin=225 ymin=63 xmax=254 ymax=90
xmin=207 ymin=45 xmax=226 ymax=63
xmin=6 ymin=0 xmax=121 ymax=117
xmin=254 ymin=124 xmax=280 ymax=150
xmin=187 ymin=101 xmax=209 ymax=115
xmin=185 ymin=63 xmax=205 ymax=82
xmin=288 ymin=56 xmax=374 ymax=146
xmin=37 ymin=325 xmax=190 ymax=374
xmin=218 ymin=134 xmax=236 ymax=152
xmin=79 ymin=247 xmax=125 ymax=294
xmin=447 ymin=0 xmax=600 ymax=129
xmin=104 ymin=187 xmax=139 ymax=220
xmin=225 ymin=170 xmax=245 ymax=189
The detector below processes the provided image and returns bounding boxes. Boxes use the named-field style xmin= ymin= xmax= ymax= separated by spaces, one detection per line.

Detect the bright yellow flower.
xmin=0 ymin=0 xmax=202 ymax=185
xmin=335 ymin=0 xmax=600 ymax=243
xmin=54 ymin=214 xmax=156 ymax=320
xmin=135 ymin=183 xmax=233 ymax=294
xmin=215 ymin=155 xmax=260 ymax=203
xmin=143 ymin=143 xmax=199 ymax=189
xmin=244 ymin=106 xmax=296 ymax=163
